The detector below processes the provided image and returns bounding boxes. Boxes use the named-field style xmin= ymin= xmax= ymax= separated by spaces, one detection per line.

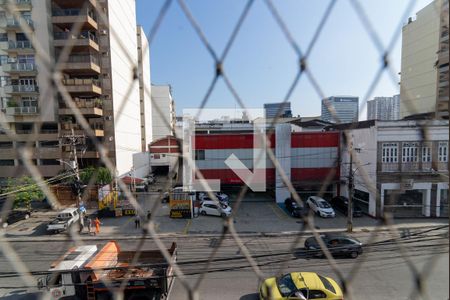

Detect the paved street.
xmin=0 ymin=226 xmax=448 ymax=299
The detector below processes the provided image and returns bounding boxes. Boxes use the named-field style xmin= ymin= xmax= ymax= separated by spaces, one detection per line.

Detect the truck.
xmin=37 ymin=241 xmax=177 ymax=300
xmin=47 ymin=208 xmax=81 ymax=234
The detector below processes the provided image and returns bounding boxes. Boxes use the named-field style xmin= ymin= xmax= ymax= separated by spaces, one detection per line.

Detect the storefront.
xmin=381 ymin=183 xmax=431 ymax=217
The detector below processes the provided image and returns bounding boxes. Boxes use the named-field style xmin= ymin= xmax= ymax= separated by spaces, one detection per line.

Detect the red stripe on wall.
xmin=291 ymin=168 xmax=339 ymax=181
xmin=194 ymin=134 xmax=276 ymax=149
xmin=196 ymin=169 xmax=276 ymax=185
xmin=291 ymin=132 xmax=339 ymax=148
xmin=149 ymin=147 xmax=180 ymax=154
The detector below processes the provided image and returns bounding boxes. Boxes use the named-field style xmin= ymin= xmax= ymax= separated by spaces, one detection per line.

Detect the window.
xmin=381 ymin=143 xmax=398 ymax=163
xmin=195 ymin=149 xmax=205 ymax=160
xmin=0 ymin=33 xmax=7 ymax=42
xmin=402 ymin=142 xmax=419 ymax=162
xmin=21 ymin=96 xmax=37 ymax=107
xmin=17 ymin=55 xmax=34 ymax=64
xmin=0 ymin=55 xmax=8 ymax=65
xmin=39 ymin=141 xmax=59 ymax=148
xmin=439 ymin=142 xmax=448 ymax=162
xmin=0 ymin=142 xmax=13 ymax=148
xmin=0 ymin=160 xmax=14 ymax=166
xmin=0 ymin=76 xmax=10 ymax=87
xmin=16 ymin=33 xmax=28 ymax=41
xmin=422 ymin=144 xmax=431 ymax=162
xmin=41 ymin=159 xmax=59 ymax=165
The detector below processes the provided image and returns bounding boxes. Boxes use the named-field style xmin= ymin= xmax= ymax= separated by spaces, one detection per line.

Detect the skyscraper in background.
xmin=264 ymin=102 xmax=292 ymax=119
xmin=321 ymin=96 xmax=359 ymax=123
xmin=367 ymin=95 xmax=400 ymax=120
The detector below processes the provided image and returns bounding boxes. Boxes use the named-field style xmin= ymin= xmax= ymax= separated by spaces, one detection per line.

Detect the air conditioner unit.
xmin=105 ymin=115 xmax=112 ymax=121
xmin=7 ymin=58 xmax=16 ymax=63
xmin=100 ymin=30 xmax=108 ymax=35
xmin=102 ymin=51 xmax=109 ymax=56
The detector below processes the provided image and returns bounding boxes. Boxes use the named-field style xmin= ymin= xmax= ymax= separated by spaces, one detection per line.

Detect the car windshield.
xmin=318 ymin=201 xmax=330 ymax=208
xmin=276 ymin=274 xmax=297 ymax=297
xmin=57 ymin=213 xmax=71 ymax=220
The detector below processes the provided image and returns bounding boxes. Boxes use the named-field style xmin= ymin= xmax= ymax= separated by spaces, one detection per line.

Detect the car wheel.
xmin=220 ymin=213 xmax=226 ymax=218
xmin=2 ymin=222 xmax=8 ymax=229
xmin=200 ymin=211 xmax=206 ymax=216
xmin=350 ymin=251 xmax=359 ymax=258
xmin=24 ymin=214 xmax=30 ymax=220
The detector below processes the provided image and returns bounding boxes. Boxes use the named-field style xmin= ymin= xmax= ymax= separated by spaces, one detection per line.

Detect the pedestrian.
xmin=85 ymin=216 xmax=92 ymax=234
xmin=147 ymin=210 xmax=151 ymax=221
xmin=134 ymin=214 xmax=141 ymax=229
xmin=78 ymin=215 xmax=84 ymax=234
xmin=93 ymin=217 xmax=101 ymax=235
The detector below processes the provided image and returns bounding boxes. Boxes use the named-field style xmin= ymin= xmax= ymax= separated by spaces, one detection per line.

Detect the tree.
xmin=4 ymin=176 xmax=44 ymax=209
xmin=79 ymin=167 xmax=112 ymax=186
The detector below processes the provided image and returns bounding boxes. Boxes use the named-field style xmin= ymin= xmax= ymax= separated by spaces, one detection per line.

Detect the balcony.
xmin=7 ymin=40 xmax=34 ymax=53
xmin=2 ymin=63 xmax=37 ymax=75
xmin=5 ymin=106 xmax=38 ymax=115
xmin=53 ymin=31 xmax=99 ymax=51
xmin=60 ymin=123 xmax=104 ymax=137
xmin=6 ymin=18 xmax=34 ymax=30
xmin=4 ymin=84 xmax=39 ymax=94
xmin=381 ymin=163 xmax=399 ymax=172
xmin=52 ymin=8 xmax=98 ymax=30
xmin=62 ymin=78 xmax=102 ymax=95
xmin=81 ymin=150 xmax=100 ymax=158
xmin=59 ymin=55 xmax=100 ymax=74
xmin=0 ymin=0 xmax=32 ymax=10
xmin=59 ymin=98 xmax=103 ymax=117
xmin=52 ymin=0 xmax=97 ymax=9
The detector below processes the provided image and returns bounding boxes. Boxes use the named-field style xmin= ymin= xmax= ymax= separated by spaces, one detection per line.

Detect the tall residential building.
xmin=321 ymin=96 xmax=359 ymax=123
xmin=400 ymin=0 xmax=442 ymax=118
xmin=0 ymin=0 xmax=151 ymax=181
xmin=151 ymin=84 xmax=175 ymax=141
xmin=436 ymin=0 xmax=449 ymax=119
xmin=264 ymin=102 xmax=292 ymax=118
xmin=367 ymin=95 xmax=400 ymax=120
xmin=137 ymin=25 xmax=152 ymax=151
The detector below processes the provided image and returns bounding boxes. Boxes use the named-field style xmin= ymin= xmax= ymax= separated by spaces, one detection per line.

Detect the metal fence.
xmin=0 ymin=0 xmax=448 ymax=299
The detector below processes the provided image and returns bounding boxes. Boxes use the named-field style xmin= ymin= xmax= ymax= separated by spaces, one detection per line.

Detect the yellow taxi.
xmin=259 ymin=272 xmax=343 ymax=300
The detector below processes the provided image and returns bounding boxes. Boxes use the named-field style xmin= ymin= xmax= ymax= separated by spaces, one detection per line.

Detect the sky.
xmin=136 ymin=0 xmax=434 ymax=120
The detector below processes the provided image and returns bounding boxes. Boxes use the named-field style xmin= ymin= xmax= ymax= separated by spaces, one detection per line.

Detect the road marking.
xmin=182 ymin=220 xmax=191 ymax=235
xmin=268 ymin=203 xmax=289 ymax=220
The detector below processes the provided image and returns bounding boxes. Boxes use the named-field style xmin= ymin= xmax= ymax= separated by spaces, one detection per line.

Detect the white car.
xmin=198 ymin=192 xmax=229 ymax=204
xmin=199 ymin=200 xmax=232 ymax=217
xmin=306 ymin=196 xmax=335 ymax=218
xmin=47 ymin=208 xmax=80 ymax=233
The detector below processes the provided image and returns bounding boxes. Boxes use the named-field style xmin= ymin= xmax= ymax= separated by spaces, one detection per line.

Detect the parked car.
xmin=199 ymin=200 xmax=232 ymax=217
xmin=331 ymin=196 xmax=363 ymax=217
xmin=0 ymin=210 xmax=31 ymax=228
xmin=306 ymin=196 xmax=336 ymax=218
xmin=304 ymin=233 xmax=363 ymax=258
xmin=259 ymin=271 xmax=343 ymax=300
xmin=284 ymin=198 xmax=308 ymax=218
xmin=198 ymin=192 xmax=229 ymax=205
xmin=46 ymin=208 xmax=80 ymax=234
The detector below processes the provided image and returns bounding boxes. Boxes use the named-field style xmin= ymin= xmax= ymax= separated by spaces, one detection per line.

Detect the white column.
xmin=275 ymin=124 xmax=291 ymax=203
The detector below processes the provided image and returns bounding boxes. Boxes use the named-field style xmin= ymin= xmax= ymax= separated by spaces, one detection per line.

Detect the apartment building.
xmin=321 ymin=96 xmax=359 ymax=123
xmin=151 ymin=84 xmax=175 ymax=141
xmin=399 ymin=0 xmax=443 ymax=118
xmin=367 ymin=95 xmax=400 ymax=121
xmin=0 ymin=0 xmax=151 ymax=181
xmin=330 ymin=120 xmax=448 ymax=218
xmin=435 ymin=0 xmax=449 ymax=119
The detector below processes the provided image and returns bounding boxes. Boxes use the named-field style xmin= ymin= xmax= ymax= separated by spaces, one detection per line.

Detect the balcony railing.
xmin=8 ymin=40 xmax=33 ymax=50
xmin=16 ymin=129 xmax=33 ymax=134
xmin=66 ymin=55 xmax=99 ymax=65
xmin=54 ymin=31 xmax=98 ymax=43
xmin=6 ymin=18 xmax=34 ymax=28
xmin=52 ymin=8 xmax=96 ymax=20
xmin=5 ymin=106 xmax=38 ymax=115
xmin=381 ymin=163 xmax=399 ymax=172
xmin=62 ymin=78 xmax=101 ymax=87
xmin=3 ymin=63 xmax=36 ymax=72
xmin=0 ymin=0 xmax=31 ymax=6
xmin=6 ymin=85 xmax=39 ymax=93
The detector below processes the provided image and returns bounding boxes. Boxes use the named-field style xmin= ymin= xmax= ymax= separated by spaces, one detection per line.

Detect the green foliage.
xmin=4 ymin=176 xmax=44 ymax=209
xmin=79 ymin=167 xmax=112 ymax=185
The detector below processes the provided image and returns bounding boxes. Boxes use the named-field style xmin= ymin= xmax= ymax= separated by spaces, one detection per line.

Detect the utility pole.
xmin=61 ymin=128 xmax=85 ymax=208
xmin=347 ymin=150 xmax=354 ymax=233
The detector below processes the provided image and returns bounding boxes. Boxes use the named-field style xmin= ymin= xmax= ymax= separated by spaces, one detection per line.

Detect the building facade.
xmin=264 ymin=102 xmax=292 ymax=118
xmin=400 ymin=0 xmax=442 ymax=118
xmin=321 ymin=96 xmax=359 ymax=123
xmin=333 ymin=120 xmax=448 ymax=218
xmin=0 ymin=0 xmax=150 ymax=181
xmin=435 ymin=0 xmax=449 ymax=119
xmin=367 ymin=95 xmax=400 ymax=120
xmin=151 ymin=84 xmax=175 ymax=141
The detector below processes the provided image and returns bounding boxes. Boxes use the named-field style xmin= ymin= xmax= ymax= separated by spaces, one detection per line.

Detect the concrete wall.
xmin=108 ymin=0 xmax=141 ymax=175
xmin=151 ymin=85 xmax=174 ymax=141
xmin=132 ymin=152 xmax=150 ymax=178
xmin=400 ymin=0 xmax=441 ymax=118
